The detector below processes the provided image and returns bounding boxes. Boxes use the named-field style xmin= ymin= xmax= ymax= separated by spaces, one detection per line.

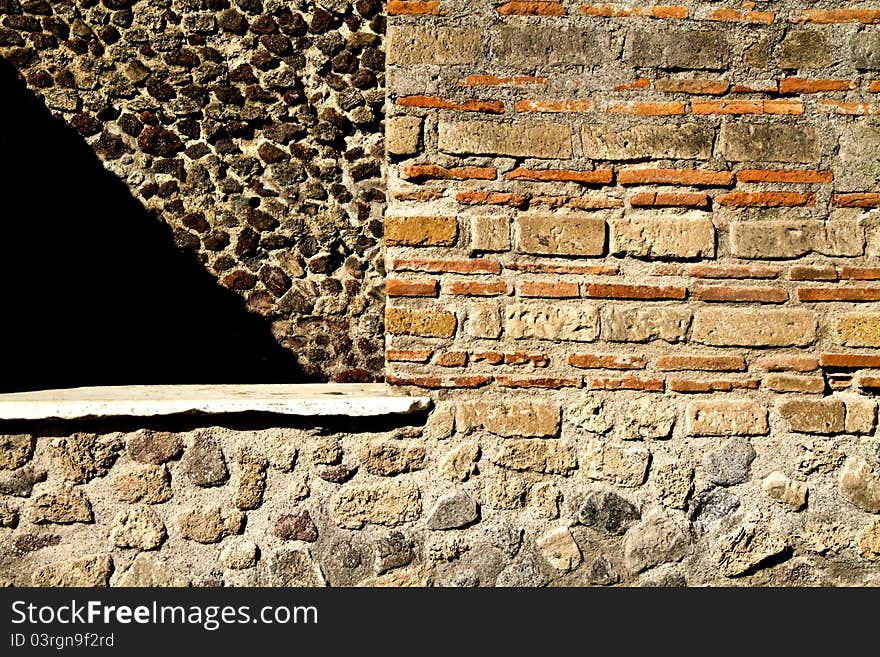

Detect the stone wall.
xmin=382 ymin=1 xmax=880 ymax=584
xmin=0 ymin=0 xmax=386 ymax=380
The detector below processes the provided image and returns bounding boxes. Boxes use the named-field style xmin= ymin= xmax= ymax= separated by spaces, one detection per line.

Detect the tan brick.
xmin=439 ymin=120 xmax=571 ymax=159
xmin=385 ymin=216 xmax=457 ymax=247
xmin=778 ymin=398 xmax=845 ymax=434
xmin=610 ymin=212 xmax=715 ymax=258
xmin=836 ymin=313 xmax=880 ymax=347
xmin=603 ymin=307 xmax=692 ymax=343
xmin=692 ymin=308 xmax=816 ymax=346
xmin=764 ymin=373 xmax=825 ymax=394
xmin=457 ymin=400 xmax=561 ymax=437
xmin=470 ymin=215 xmax=510 ymax=251
xmin=387 ymin=116 xmax=421 ymax=156
xmin=581 ymin=123 xmax=714 ymax=160
xmin=466 ymin=303 xmax=502 ymax=338
xmin=730 ymin=220 xmax=864 ymax=258
xmin=844 ymin=397 xmax=877 ymax=434
xmin=386 ymin=307 xmax=456 ymax=337
xmin=686 ymin=400 xmax=769 ymax=436
xmin=490 ymin=440 xmax=575 ymax=473
xmin=505 ymin=303 xmax=600 ymax=341
xmin=516 ymin=213 xmax=606 ymax=256
xmin=717 ymin=122 xmax=820 ymax=163
xmin=387 ymin=26 xmax=483 ymax=65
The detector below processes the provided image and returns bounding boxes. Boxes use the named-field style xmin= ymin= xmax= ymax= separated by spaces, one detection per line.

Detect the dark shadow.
xmin=0 ymin=59 xmax=307 ymax=392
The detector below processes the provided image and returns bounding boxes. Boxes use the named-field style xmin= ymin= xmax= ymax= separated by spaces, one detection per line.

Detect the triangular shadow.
xmin=0 ymin=59 xmax=307 ymax=392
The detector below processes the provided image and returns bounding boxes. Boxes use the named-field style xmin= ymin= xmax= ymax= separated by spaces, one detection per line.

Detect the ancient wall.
xmin=0 ymin=0 xmax=387 ymax=380
xmin=383 ymin=1 xmax=880 ymax=584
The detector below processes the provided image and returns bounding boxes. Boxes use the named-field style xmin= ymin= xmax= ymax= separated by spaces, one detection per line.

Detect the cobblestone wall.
xmin=383 ymin=1 xmax=880 ymax=584
xmin=0 ymin=0 xmax=387 ymax=380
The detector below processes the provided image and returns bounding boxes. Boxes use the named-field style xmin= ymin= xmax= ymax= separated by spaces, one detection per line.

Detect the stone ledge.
xmin=0 ymin=384 xmax=432 ymax=420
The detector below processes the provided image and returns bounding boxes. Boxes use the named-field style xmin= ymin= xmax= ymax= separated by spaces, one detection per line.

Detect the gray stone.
xmin=837 ymin=124 xmax=880 ymax=191
xmin=776 ymin=29 xmax=831 ymax=69
xmin=32 ymin=555 xmax=113 ymax=587
xmin=181 ymin=432 xmax=228 ymax=486
xmin=485 ymin=522 xmax=523 ymax=558
xmin=273 ymin=509 xmax=318 ymax=542
xmin=427 ymin=492 xmax=479 ymax=530
xmin=577 ymin=490 xmax=640 ymax=535
xmin=703 ymin=438 xmax=756 ymax=486
xmin=639 ymin=564 xmax=687 ymax=587
xmin=716 ymin=524 xmax=790 ymax=577
xmin=582 ymin=124 xmax=714 ymax=161
xmin=0 ymin=464 xmax=46 ymax=496
xmin=127 ymin=430 xmax=183 ymax=465
xmin=851 ymin=32 xmax=880 ymax=70
xmin=586 ymin=556 xmax=620 ymax=586
xmin=110 ymin=506 xmax=166 ymax=550
xmin=491 ymin=24 xmax=605 ymax=66
xmin=375 ymin=531 xmax=414 ymax=574
xmin=717 ymin=122 xmax=820 ymax=163
xmin=623 ymin=508 xmax=692 ymax=573
xmin=12 ymin=532 xmax=62 ymax=555
xmin=0 ymin=433 xmax=34 ymax=470
xmin=840 ymin=458 xmax=880 ymax=513
xmin=603 ymin=307 xmax=692 ymax=343
xmin=689 ymin=489 xmax=741 ymax=525
xmin=495 ymin=558 xmax=548 ymax=587
xmin=266 ymin=547 xmax=326 ymax=586
xmin=30 ymin=486 xmax=93 ymax=524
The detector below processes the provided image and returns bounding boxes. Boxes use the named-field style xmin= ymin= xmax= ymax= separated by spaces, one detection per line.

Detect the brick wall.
xmin=384 ymin=2 xmax=880 ymax=583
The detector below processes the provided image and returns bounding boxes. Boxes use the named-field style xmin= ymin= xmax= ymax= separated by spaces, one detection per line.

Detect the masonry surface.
xmin=2 ymin=0 xmax=880 ymax=586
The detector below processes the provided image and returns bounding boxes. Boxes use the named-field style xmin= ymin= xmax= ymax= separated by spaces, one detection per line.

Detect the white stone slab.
xmin=0 ymin=384 xmax=431 ymax=420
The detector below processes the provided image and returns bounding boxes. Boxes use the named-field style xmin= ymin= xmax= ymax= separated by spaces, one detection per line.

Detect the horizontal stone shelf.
xmin=0 ymin=384 xmax=431 ymax=421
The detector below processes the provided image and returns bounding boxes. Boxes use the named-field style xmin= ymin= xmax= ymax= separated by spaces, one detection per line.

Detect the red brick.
xmin=820 ymin=353 xmax=880 ymax=369
xmin=691 ymin=99 xmax=803 ymax=115
xmin=654 ymin=79 xmax=729 ymax=95
xmin=401 ymin=164 xmax=497 ymax=182
xmin=398 ymin=95 xmax=505 ymax=114
xmin=656 ymin=355 xmax=747 ymax=371
xmin=629 ymin=191 xmax=709 ymax=209
xmin=387 ymin=278 xmax=439 ymax=297
xmin=515 ymin=99 xmax=592 ymax=113
xmin=505 ymin=167 xmax=613 ymax=184
xmin=833 ymin=193 xmax=880 ymax=208
xmin=392 ymin=258 xmax=501 ymax=275
xmin=798 ymin=288 xmax=880 ymax=302
xmin=386 ymin=349 xmax=433 ymax=363
xmin=456 ymin=191 xmax=528 ymax=208
xmin=796 ymin=9 xmax=880 ymax=24
xmin=496 ymin=375 xmax=582 ymax=388
xmin=789 ymin=265 xmax=838 ymax=281
xmin=447 ymin=280 xmax=510 ymax=296
xmin=693 ymin=285 xmax=789 ymax=303
xmin=669 ymin=378 xmax=760 ymax=393
xmin=461 ymin=75 xmax=546 ymax=87
xmin=605 ymin=101 xmax=686 ymax=115
xmin=385 ymin=375 xmax=443 ymax=388
xmin=580 ymin=4 xmax=688 ymax=19
xmin=755 ymin=355 xmax=819 ymax=372
xmin=829 ymin=375 xmax=853 ymax=389
xmin=569 ymin=353 xmax=647 ymax=369
xmin=582 ymin=283 xmax=687 ymax=300
xmin=715 ymin=191 xmax=815 ymax=207
xmin=704 ymin=8 xmax=774 ymax=23
xmin=736 ymin=169 xmax=833 ymax=184
xmin=858 ymin=376 xmax=880 ymax=389
xmin=614 ymin=77 xmax=651 ymax=91
xmin=870 ymin=81 xmax=880 ymax=93
xmin=436 ymin=351 xmax=468 ymax=367
xmin=586 ymin=376 xmax=665 ymax=391
xmin=451 ymin=376 xmax=493 ymax=388
xmin=496 ymin=1 xmax=565 ymax=15
xmin=504 ymin=352 xmax=550 ymax=367
xmin=519 ymin=281 xmax=580 ymax=298
xmin=779 ymin=78 xmax=858 ymax=93
xmin=564 ymin=195 xmax=625 ymax=210
xmin=731 ymin=81 xmax=778 ymax=93
xmin=387 ymin=0 xmax=442 ymax=15
xmin=839 ymin=267 xmax=880 ymax=280
xmin=506 ymin=261 xmax=619 ymax=275
xmin=687 ymin=264 xmax=781 ymax=279
xmin=471 ymin=351 xmax=504 ymax=365
xmin=618 ymin=168 xmax=734 ymax=186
